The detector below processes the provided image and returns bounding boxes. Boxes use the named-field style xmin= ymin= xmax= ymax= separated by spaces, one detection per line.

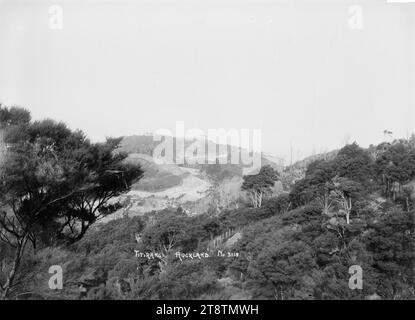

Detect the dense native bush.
xmin=2 ymin=107 xmax=414 ymax=300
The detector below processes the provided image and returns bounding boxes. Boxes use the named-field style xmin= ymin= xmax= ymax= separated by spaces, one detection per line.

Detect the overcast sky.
xmin=0 ymin=0 xmax=414 ymax=162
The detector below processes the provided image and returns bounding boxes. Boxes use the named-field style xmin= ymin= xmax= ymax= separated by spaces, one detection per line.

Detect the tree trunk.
xmin=0 ymin=234 xmax=28 ymax=300
xmin=322 ymin=192 xmax=331 ymax=215
xmin=258 ymin=191 xmax=263 ymax=208
xmin=345 ymin=197 xmax=352 ymax=224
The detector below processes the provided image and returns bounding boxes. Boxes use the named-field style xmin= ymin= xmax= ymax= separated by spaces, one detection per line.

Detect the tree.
xmin=0 ymin=130 xmax=6 ymax=168
xmin=375 ymin=142 xmax=415 ymax=200
xmin=288 ymin=144 xmax=374 ymax=215
xmin=0 ymin=106 xmax=142 ymax=299
xmin=242 ymin=165 xmax=280 ymax=208
xmin=333 ymin=142 xmax=374 ymax=188
xmin=330 ymin=176 xmax=362 ymax=224
xmin=306 ymin=160 xmax=336 ymax=215
xmin=54 ymin=136 xmax=143 ymax=243
xmin=288 ymin=160 xmax=336 ymax=214
xmin=140 ymin=211 xmax=187 ymax=273
xmin=364 ymin=208 xmax=415 ymax=299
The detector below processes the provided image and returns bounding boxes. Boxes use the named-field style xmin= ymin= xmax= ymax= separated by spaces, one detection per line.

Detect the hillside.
xmin=99 ymin=135 xmax=285 ymax=219
xmin=2 ymin=105 xmax=414 ymax=300
xmin=15 ymin=137 xmax=415 ymax=300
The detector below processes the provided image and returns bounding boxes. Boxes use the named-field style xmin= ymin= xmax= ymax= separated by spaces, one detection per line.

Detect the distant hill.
xmin=278 ymin=149 xmax=339 ymax=189
xmin=98 ymin=134 xmax=286 ymax=220
xmin=290 ymin=149 xmax=339 ymax=171
xmin=119 ymin=134 xmax=284 ymax=176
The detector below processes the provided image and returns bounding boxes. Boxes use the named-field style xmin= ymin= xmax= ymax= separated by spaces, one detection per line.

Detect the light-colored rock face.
xmin=99 ymin=165 xmax=212 ymax=223
xmin=100 ymin=140 xmax=285 ymax=223
xmin=224 ymin=232 xmax=242 ymax=248
xmin=129 ymin=173 xmax=211 ymax=202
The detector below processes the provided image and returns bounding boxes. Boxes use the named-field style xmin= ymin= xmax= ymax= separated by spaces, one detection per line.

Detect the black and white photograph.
xmin=0 ymin=0 xmax=414 ymax=307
